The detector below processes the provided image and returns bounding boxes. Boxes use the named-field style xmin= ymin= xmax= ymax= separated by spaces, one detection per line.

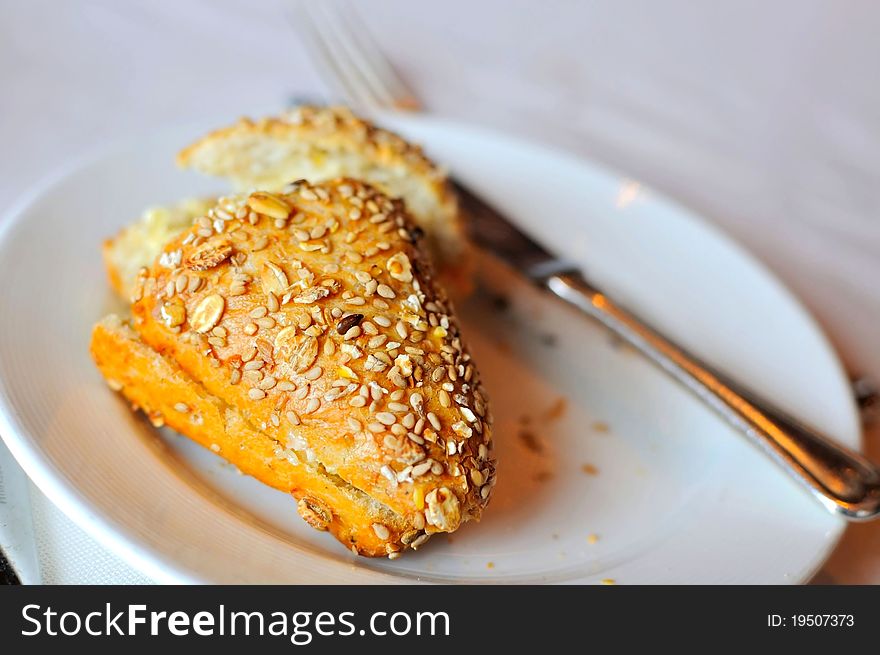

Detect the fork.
xmin=290 ymin=1 xmax=880 ymax=520
xmin=293 ymin=1 xmax=421 ymax=112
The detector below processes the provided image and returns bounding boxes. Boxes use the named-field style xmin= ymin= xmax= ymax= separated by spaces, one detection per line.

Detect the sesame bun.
xmin=90 ymin=179 xmax=494 ymax=557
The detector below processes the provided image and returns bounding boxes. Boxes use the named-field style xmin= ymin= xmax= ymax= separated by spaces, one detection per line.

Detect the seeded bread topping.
xmin=104 ymin=106 xmax=469 ymax=303
xmin=176 ymin=106 xmax=464 ymax=269
xmin=92 ymin=178 xmax=495 ymax=557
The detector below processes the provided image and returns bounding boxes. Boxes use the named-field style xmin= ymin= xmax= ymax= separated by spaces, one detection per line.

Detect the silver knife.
xmin=454 ymin=179 xmax=880 ymax=520
xmin=0 ymin=438 xmax=41 ymax=584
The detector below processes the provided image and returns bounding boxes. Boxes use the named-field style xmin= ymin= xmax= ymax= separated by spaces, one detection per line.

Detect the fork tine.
xmin=316 ymin=0 xmax=400 ymax=109
xmin=292 ymin=2 xmax=382 ymax=109
xmin=339 ymin=1 xmax=422 ymax=111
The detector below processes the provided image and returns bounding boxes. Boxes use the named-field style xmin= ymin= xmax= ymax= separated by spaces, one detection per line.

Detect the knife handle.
xmin=544 ymin=271 xmax=880 ymax=520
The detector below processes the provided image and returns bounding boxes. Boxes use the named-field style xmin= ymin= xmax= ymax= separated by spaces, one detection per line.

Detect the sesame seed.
xmin=427 ymin=412 xmax=441 ymax=431
xmin=174 ymin=402 xmax=189 ymax=413
xmin=303 ymin=398 xmax=320 ymax=414
xmin=303 ymin=366 xmax=323 ymax=380
xmin=248 ymin=388 xmax=266 ymax=400
xmin=258 ymin=376 xmax=277 ymax=390
xmin=286 ymin=411 xmax=301 ymax=426
xmin=375 ymin=412 xmax=397 ymax=426
xmin=368 ymin=335 xmax=388 ymax=349
xmin=371 ymin=523 xmax=391 ymax=540
xmin=255 ymin=316 xmax=276 ymax=329
xmin=412 ymin=461 xmax=432 ymax=477
xmin=388 ymin=402 xmax=408 ymax=413
xmin=411 ymin=534 xmax=430 ymax=549
xmin=377 ymin=284 xmax=396 ymax=299
xmin=175 ymin=274 xmax=188 ymax=293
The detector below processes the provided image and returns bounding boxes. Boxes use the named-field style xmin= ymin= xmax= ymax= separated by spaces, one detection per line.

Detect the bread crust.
xmin=103 ymin=198 xmax=215 ymax=299
xmin=91 ymin=315 xmax=411 ymax=556
xmin=93 ymin=178 xmax=495 ymax=557
xmin=176 ymin=106 xmax=466 ymax=270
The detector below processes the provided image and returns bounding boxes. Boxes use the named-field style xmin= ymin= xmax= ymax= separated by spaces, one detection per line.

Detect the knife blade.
xmin=0 ymin=439 xmax=41 ymax=584
xmin=453 ymin=179 xmax=583 ymax=282
xmin=453 ymin=176 xmax=880 ymax=520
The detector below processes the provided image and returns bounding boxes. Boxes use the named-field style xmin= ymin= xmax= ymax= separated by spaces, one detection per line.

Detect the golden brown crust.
xmin=103 ymin=198 xmax=215 ymax=299
xmin=176 ymin=106 xmax=466 ymax=271
xmin=94 ymin=178 xmax=495 ymax=557
xmin=90 ymin=315 xmax=413 ymax=556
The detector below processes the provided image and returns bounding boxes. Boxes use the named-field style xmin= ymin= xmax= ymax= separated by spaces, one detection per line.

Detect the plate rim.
xmin=0 ymin=113 xmax=858 ymax=584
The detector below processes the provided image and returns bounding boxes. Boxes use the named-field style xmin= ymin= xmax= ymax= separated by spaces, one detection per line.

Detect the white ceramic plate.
xmin=0 ymin=114 xmax=860 ymax=584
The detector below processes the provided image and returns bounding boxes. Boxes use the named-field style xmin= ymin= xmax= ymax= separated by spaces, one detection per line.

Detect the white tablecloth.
xmin=1 ymin=0 xmax=878 ymax=583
